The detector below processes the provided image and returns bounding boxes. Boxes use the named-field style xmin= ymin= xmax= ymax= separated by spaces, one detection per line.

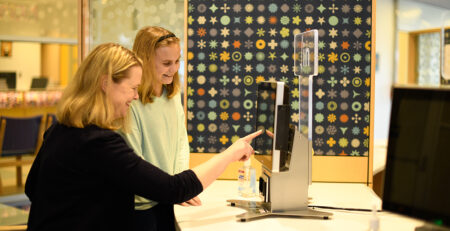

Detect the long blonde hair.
xmin=56 ymin=43 xmax=142 ymax=130
xmin=133 ymin=26 xmax=180 ymax=104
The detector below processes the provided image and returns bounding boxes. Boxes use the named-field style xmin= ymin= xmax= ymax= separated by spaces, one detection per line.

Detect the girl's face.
xmin=105 ymin=65 xmax=142 ymax=119
xmin=153 ymin=43 xmax=181 ymax=87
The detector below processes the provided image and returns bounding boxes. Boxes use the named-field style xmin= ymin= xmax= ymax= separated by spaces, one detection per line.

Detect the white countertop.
xmin=175 ymin=180 xmax=423 ymax=231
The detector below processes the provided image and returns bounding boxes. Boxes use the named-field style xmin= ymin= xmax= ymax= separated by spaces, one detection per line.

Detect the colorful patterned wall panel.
xmin=186 ymin=0 xmax=372 ymax=157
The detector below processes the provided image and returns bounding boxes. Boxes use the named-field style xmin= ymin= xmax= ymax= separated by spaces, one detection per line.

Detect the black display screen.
xmin=253 ymin=82 xmax=289 ymax=171
xmin=383 ymin=87 xmax=450 ymax=227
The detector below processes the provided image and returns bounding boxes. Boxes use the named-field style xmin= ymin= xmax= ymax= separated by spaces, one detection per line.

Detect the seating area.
xmin=0 ymin=113 xmax=57 ymax=195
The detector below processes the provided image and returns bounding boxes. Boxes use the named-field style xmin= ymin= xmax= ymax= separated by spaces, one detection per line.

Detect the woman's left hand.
xmin=178 ymin=196 xmax=202 ymax=206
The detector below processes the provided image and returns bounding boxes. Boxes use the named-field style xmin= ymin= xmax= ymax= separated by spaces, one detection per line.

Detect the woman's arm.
xmin=92 ymin=129 xmax=261 ymax=204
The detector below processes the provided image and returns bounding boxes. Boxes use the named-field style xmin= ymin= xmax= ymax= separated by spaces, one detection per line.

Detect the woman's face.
xmin=106 ymin=65 xmax=142 ymax=119
xmin=153 ymin=43 xmax=181 ymax=88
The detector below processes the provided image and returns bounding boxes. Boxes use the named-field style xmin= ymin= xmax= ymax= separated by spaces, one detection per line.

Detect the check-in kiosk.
xmin=228 ymin=30 xmax=332 ymax=221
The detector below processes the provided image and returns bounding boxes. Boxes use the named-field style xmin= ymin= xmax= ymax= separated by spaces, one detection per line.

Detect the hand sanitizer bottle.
xmin=238 ymin=159 xmax=257 ymax=197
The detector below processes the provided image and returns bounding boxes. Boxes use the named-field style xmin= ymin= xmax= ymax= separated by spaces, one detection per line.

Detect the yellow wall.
xmin=41 ymin=44 xmax=60 ymax=85
xmin=0 ymin=42 xmax=41 ymax=90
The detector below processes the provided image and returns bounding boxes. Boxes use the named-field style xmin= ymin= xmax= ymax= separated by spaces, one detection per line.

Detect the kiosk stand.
xmin=227 ymin=30 xmax=332 ymax=221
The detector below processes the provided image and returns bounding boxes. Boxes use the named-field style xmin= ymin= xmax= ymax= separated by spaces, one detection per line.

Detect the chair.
xmin=0 ymin=115 xmax=45 ymax=193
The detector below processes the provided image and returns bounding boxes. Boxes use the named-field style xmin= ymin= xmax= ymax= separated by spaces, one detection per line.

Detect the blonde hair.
xmin=133 ymin=26 xmax=180 ymax=104
xmin=56 ymin=43 xmax=142 ymax=131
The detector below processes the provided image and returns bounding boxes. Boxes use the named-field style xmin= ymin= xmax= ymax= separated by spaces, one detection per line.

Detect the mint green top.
xmin=120 ymin=90 xmax=190 ymax=210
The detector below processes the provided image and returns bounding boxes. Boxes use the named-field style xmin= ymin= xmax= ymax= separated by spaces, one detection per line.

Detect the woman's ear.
xmin=101 ymin=75 xmax=108 ymax=92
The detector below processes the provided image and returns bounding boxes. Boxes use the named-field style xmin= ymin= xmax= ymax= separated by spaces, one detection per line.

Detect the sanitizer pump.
xmin=238 ymin=159 xmax=257 ymax=197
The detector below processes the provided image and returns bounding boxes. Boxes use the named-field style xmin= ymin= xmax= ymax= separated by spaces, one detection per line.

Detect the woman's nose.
xmin=170 ymin=64 xmax=179 ymax=73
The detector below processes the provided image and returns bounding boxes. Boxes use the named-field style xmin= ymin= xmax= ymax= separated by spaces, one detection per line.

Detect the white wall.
xmin=375 ymin=0 xmax=395 ymax=140
xmin=0 ymin=42 xmax=41 ymax=90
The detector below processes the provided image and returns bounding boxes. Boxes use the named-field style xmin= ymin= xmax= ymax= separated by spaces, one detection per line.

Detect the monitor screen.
xmin=30 ymin=77 xmax=48 ymax=90
xmin=383 ymin=86 xmax=450 ymax=227
xmin=254 ymin=81 xmax=290 ymax=172
xmin=0 ymin=72 xmax=16 ymax=90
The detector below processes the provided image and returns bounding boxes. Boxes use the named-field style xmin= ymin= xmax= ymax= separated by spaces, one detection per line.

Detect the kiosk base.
xmin=227 ymin=199 xmax=332 ymax=222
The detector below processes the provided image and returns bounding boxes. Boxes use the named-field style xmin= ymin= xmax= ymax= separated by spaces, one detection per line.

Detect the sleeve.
xmin=25 ymin=124 xmax=54 ymax=201
xmin=25 ymin=152 xmax=40 ymax=201
xmin=119 ymin=105 xmax=144 ymax=158
xmin=174 ymin=95 xmax=190 ymax=174
xmin=89 ymin=130 xmax=203 ymax=204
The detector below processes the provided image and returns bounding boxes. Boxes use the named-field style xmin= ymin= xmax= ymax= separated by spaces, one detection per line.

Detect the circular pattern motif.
xmin=256 ymin=63 xmax=265 ymax=73
xmin=209 ymin=28 xmax=217 ymax=37
xmin=316 ymin=101 xmax=324 ymax=110
xmin=315 ymin=125 xmax=324 ymax=135
xmin=268 ymin=3 xmax=278 ymax=13
xmin=197 ymin=75 xmax=206 ymax=85
xmin=328 ymin=16 xmax=339 ymax=26
xmin=209 ymin=64 xmax=218 ymax=73
xmin=340 ymin=53 xmax=351 ymax=63
xmin=243 ymin=75 xmax=253 ymax=86
xmin=256 ymin=39 xmax=266 ymax=49
xmin=219 ymin=99 xmax=230 ymax=109
xmin=220 ymin=15 xmax=230 ymax=25
xmin=257 ymin=4 xmax=265 ymax=12
xmin=280 ymin=40 xmax=289 ymax=49
xmin=232 ymin=100 xmax=240 ymax=108
xmin=232 ymin=112 xmax=241 ymax=121
xmin=327 ymin=101 xmax=337 ymax=111
xmin=208 ymin=111 xmax=217 ymax=121
xmin=258 ymin=114 xmax=267 ymax=123
xmin=244 ymin=124 xmax=253 ymax=132
xmin=232 ymin=51 xmax=242 ymax=61
xmin=196 ymin=99 xmax=205 ymax=108
xmin=243 ymin=99 xmax=253 ymax=110
xmin=256 ymin=52 xmax=265 ymax=61
xmin=352 ymin=77 xmax=362 ymax=87
xmin=196 ymin=111 xmax=205 ymax=120
xmin=245 ymin=3 xmax=254 ymax=12
xmin=197 ymin=4 xmax=207 ymax=13
xmin=197 ymin=123 xmax=205 ymax=132
xmin=208 ymin=123 xmax=217 ymax=132
xmin=209 ymin=100 xmax=217 ymax=109
xmin=304 ymin=4 xmax=314 ymax=13
xmin=352 ymin=102 xmax=362 ymax=111
xmin=259 ymin=102 xmax=268 ymax=111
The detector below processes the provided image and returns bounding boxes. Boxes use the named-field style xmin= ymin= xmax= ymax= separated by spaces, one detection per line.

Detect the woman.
xmin=120 ymin=26 xmax=196 ymax=230
xmin=25 ymin=43 xmax=260 ymax=231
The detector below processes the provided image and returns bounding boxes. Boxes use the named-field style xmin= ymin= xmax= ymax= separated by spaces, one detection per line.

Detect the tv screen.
xmin=383 ymin=86 xmax=450 ymax=227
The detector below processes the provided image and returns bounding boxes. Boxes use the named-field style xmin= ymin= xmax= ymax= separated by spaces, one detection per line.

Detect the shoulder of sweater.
xmin=73 ymin=124 xmax=122 ymax=144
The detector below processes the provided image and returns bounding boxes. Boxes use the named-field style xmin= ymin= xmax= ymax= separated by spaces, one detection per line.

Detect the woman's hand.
xmin=192 ymin=130 xmax=262 ymax=189
xmin=224 ymin=130 xmax=262 ymax=162
xmin=178 ymin=196 xmax=202 ymax=207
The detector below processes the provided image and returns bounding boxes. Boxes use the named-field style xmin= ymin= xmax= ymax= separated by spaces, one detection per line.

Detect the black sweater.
xmin=25 ymin=123 xmax=203 ymax=231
